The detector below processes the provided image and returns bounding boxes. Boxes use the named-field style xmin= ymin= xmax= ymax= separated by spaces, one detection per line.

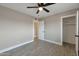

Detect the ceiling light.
xmin=39 ymin=7 xmax=43 ymax=11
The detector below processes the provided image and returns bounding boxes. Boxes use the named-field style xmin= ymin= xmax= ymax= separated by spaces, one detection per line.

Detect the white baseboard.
xmin=42 ymin=39 xmax=62 ymax=46
xmin=0 ymin=40 xmax=33 ymax=53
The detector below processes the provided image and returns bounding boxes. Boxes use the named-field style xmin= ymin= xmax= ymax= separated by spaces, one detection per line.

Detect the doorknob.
xmin=75 ymin=35 xmax=79 ymax=37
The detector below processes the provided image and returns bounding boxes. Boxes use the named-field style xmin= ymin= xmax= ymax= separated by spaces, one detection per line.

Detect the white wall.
xmin=63 ymin=16 xmax=76 ymax=44
xmin=44 ymin=9 xmax=77 ymax=45
xmin=0 ymin=6 xmax=34 ymax=51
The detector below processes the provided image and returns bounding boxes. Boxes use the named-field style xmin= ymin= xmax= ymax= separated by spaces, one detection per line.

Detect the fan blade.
xmin=37 ymin=3 xmax=42 ymax=7
xmin=36 ymin=10 xmax=39 ymax=14
xmin=43 ymin=8 xmax=49 ymax=12
xmin=37 ymin=3 xmax=40 ymax=7
xmin=44 ymin=3 xmax=55 ymax=6
xmin=27 ymin=6 xmax=38 ymax=8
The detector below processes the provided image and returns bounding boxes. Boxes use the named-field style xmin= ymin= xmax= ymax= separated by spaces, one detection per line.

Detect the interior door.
xmin=39 ymin=20 xmax=44 ymax=40
xmin=75 ymin=10 xmax=79 ymax=56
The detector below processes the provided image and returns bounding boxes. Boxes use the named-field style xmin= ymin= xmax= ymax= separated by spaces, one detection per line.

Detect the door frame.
xmin=61 ymin=13 xmax=79 ymax=55
xmin=76 ymin=10 xmax=79 ymax=56
xmin=61 ymin=14 xmax=76 ymax=45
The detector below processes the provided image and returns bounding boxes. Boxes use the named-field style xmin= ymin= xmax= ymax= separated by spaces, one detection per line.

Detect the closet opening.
xmin=61 ymin=15 xmax=76 ymax=54
xmin=63 ymin=16 xmax=76 ymax=44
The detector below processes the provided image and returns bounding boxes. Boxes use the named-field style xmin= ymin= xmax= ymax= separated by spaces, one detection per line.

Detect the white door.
xmin=39 ymin=20 xmax=44 ymax=40
xmin=75 ymin=11 xmax=79 ymax=56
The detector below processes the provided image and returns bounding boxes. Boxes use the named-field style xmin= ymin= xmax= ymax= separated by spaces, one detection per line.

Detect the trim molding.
xmin=0 ymin=40 xmax=33 ymax=53
xmin=61 ymin=14 xmax=76 ymax=19
xmin=42 ymin=39 xmax=62 ymax=46
xmin=61 ymin=14 xmax=76 ymax=46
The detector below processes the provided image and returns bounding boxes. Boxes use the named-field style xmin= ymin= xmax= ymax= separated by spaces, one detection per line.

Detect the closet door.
xmin=39 ymin=20 xmax=44 ymax=40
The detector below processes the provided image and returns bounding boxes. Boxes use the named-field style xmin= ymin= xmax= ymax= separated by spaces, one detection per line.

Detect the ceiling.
xmin=0 ymin=3 xmax=79 ymax=18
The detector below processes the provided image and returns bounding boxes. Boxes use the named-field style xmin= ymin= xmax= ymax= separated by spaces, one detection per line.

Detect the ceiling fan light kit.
xmin=27 ymin=3 xmax=55 ymax=14
xmin=39 ymin=7 xmax=43 ymax=11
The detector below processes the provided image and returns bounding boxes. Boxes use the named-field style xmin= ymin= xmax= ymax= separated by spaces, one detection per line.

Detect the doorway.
xmin=33 ymin=19 xmax=44 ymax=41
xmin=63 ymin=16 xmax=76 ymax=44
xmin=33 ymin=19 xmax=39 ymax=41
xmin=39 ymin=20 xmax=44 ymax=40
xmin=61 ymin=14 xmax=76 ymax=55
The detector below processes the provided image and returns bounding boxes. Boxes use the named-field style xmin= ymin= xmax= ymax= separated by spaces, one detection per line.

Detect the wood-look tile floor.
xmin=0 ymin=40 xmax=76 ymax=56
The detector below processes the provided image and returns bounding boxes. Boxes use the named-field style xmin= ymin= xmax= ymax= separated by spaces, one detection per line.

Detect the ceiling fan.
xmin=27 ymin=3 xmax=55 ymax=14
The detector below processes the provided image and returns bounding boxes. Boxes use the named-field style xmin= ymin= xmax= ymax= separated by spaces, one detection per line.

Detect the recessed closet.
xmin=63 ymin=16 xmax=76 ymax=44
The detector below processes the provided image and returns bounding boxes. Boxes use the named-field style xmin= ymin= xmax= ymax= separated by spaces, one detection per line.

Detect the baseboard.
xmin=0 ymin=40 xmax=33 ymax=53
xmin=63 ymin=41 xmax=75 ymax=45
xmin=42 ymin=39 xmax=62 ymax=46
